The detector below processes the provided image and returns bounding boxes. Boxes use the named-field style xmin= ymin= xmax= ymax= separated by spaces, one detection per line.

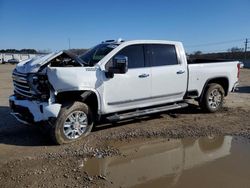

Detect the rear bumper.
xmin=231 ymin=81 xmax=239 ymax=92
xmin=9 ymin=95 xmax=61 ymax=124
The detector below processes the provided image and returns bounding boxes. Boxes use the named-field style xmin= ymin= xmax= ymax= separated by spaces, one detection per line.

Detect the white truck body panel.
xmin=188 ymin=61 xmax=239 ymax=95
xmin=151 ymin=64 xmax=187 ymax=102
xmin=102 ymin=67 xmax=151 ymax=113
xmin=47 ymin=67 xmax=103 ymax=112
xmin=150 ymin=42 xmax=188 ymax=103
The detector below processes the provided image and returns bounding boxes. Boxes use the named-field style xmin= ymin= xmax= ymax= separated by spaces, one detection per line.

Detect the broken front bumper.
xmin=9 ymin=95 xmax=61 ymax=124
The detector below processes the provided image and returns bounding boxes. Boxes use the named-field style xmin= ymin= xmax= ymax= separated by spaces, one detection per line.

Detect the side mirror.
xmin=108 ymin=55 xmax=128 ymax=74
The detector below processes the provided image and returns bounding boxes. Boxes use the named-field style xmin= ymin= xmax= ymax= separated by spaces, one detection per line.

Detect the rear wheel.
xmin=51 ymin=101 xmax=93 ymax=145
xmin=199 ymin=83 xmax=225 ymax=113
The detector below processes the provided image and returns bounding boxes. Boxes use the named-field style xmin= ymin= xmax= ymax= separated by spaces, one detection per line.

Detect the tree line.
xmin=189 ymin=47 xmax=250 ymax=60
xmin=0 ymin=49 xmax=40 ymax=54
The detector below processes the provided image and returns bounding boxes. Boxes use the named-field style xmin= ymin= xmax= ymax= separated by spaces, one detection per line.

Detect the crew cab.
xmin=9 ymin=39 xmax=240 ymax=144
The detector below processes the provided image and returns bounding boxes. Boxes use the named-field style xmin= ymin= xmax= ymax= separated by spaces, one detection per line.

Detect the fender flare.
xmin=199 ymin=76 xmax=229 ymax=102
xmin=55 ymin=88 xmax=102 ymax=114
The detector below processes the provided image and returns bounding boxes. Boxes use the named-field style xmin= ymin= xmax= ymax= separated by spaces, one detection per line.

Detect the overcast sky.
xmin=0 ymin=0 xmax=249 ymax=53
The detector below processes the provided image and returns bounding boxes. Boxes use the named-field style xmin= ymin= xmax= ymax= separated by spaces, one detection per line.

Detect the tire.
xmin=199 ymin=83 xmax=225 ymax=113
xmin=51 ymin=101 xmax=93 ymax=145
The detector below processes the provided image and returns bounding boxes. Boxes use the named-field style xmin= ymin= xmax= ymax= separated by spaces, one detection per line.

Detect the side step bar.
xmin=106 ymin=102 xmax=188 ymax=122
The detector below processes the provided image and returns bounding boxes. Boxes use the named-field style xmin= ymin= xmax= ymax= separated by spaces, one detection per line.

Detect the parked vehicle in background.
xmin=9 ymin=39 xmax=240 ymax=144
xmin=7 ymin=58 xmax=20 ymax=64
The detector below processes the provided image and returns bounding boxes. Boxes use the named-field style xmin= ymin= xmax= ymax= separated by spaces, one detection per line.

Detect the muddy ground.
xmin=0 ymin=64 xmax=250 ymax=187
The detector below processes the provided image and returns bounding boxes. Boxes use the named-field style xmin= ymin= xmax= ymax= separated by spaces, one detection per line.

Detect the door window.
xmin=146 ymin=44 xmax=178 ymax=66
xmin=111 ymin=44 xmax=145 ymax=69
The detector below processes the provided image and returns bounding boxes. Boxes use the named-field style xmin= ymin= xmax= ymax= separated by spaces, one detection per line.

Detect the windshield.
xmin=79 ymin=43 xmax=119 ymax=66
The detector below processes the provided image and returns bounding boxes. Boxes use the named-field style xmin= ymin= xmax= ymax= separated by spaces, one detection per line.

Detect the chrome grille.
xmin=12 ymin=70 xmax=33 ymax=98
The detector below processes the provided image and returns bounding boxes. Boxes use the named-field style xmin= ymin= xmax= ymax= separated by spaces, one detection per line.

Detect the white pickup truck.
xmin=9 ymin=39 xmax=240 ymax=144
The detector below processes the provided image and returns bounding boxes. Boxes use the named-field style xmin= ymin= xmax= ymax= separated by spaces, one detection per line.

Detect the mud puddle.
xmin=83 ymin=136 xmax=250 ymax=188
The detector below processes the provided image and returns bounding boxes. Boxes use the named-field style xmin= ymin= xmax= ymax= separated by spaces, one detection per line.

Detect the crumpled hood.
xmin=15 ymin=51 xmax=83 ymax=74
xmin=16 ymin=51 xmax=64 ymax=74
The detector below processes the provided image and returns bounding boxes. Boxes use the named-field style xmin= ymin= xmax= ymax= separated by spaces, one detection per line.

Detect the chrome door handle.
xmin=138 ymin=73 xmax=150 ymax=78
xmin=176 ymin=70 xmax=185 ymax=74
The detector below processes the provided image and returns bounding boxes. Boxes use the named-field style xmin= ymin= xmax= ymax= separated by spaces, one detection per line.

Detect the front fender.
xmin=47 ymin=67 xmax=103 ymax=113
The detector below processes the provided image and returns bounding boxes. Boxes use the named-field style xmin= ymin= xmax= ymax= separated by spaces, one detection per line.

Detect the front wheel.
xmin=199 ymin=83 xmax=225 ymax=113
xmin=51 ymin=101 xmax=93 ymax=145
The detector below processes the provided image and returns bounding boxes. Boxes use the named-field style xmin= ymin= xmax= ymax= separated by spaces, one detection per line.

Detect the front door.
xmin=103 ymin=44 xmax=151 ymax=113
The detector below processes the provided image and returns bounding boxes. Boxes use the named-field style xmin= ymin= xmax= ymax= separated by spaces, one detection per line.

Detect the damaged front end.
xmin=9 ymin=51 xmax=84 ymax=124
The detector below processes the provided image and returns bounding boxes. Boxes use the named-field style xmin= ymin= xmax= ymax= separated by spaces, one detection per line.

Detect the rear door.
xmin=146 ymin=44 xmax=187 ymax=103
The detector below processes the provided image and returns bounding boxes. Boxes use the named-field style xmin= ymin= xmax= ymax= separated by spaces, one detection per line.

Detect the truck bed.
xmin=187 ymin=60 xmax=239 ymax=97
xmin=187 ymin=58 xmax=233 ymax=64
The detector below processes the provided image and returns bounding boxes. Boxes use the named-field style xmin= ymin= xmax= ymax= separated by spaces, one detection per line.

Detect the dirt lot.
xmin=0 ymin=64 xmax=250 ymax=187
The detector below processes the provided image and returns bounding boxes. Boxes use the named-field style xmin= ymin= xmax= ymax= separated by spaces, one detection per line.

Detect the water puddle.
xmin=83 ymin=136 xmax=250 ymax=188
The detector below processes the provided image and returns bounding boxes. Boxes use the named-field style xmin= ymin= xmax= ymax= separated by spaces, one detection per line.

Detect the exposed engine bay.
xmin=13 ymin=51 xmax=85 ymax=101
xmin=49 ymin=51 xmax=83 ymax=67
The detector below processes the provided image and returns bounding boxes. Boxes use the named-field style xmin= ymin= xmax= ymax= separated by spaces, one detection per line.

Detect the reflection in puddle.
xmin=83 ymin=136 xmax=250 ymax=188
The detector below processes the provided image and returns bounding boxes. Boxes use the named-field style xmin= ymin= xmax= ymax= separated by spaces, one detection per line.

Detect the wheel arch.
xmin=55 ymin=89 xmax=101 ymax=120
xmin=199 ymin=77 xmax=229 ymax=102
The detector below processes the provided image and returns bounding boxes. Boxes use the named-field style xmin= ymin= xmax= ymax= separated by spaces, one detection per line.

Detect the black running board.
xmin=106 ymin=102 xmax=188 ymax=122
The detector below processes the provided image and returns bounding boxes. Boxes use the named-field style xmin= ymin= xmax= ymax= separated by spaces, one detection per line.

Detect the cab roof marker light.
xmin=102 ymin=39 xmax=125 ymax=44
xmin=117 ymin=38 xmax=124 ymax=43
